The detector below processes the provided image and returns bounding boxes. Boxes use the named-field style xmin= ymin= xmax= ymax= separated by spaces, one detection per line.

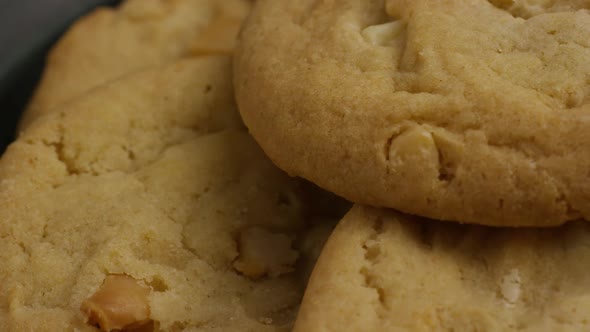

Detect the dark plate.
xmin=0 ymin=0 xmax=119 ymax=153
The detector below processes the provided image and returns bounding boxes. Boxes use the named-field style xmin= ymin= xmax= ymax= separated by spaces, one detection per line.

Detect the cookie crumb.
xmin=233 ymin=227 xmax=299 ymax=279
xmin=499 ymin=269 xmax=521 ymax=307
xmin=80 ymin=274 xmax=152 ymax=331
xmin=259 ymin=317 xmax=273 ymax=325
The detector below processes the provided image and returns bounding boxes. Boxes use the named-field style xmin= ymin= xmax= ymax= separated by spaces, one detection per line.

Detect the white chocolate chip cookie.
xmin=295 ymin=205 xmax=590 ymax=331
xmin=235 ymin=0 xmax=590 ymax=226
xmin=0 ymin=58 xmax=343 ymax=331
xmin=20 ymin=0 xmax=250 ymax=129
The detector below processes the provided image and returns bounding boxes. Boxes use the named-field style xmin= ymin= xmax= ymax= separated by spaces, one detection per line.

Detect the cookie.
xmin=0 ymin=58 xmax=343 ymax=331
xmin=294 ymin=205 xmax=590 ymax=332
xmin=234 ymin=0 xmax=590 ymax=226
xmin=20 ymin=0 xmax=250 ymax=130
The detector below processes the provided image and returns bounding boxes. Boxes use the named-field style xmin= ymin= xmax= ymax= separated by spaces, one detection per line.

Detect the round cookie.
xmin=294 ymin=205 xmax=590 ymax=332
xmin=20 ymin=0 xmax=250 ymax=130
xmin=0 ymin=58 xmax=344 ymax=331
xmin=235 ymin=0 xmax=590 ymax=226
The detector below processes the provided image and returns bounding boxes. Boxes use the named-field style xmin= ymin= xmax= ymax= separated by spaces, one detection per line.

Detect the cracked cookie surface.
xmin=20 ymin=0 xmax=250 ymax=130
xmin=294 ymin=205 xmax=590 ymax=331
xmin=235 ymin=0 xmax=590 ymax=226
xmin=0 ymin=58 xmax=342 ymax=331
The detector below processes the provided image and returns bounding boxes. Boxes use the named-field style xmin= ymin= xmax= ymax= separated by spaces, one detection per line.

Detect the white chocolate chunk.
xmin=389 ymin=126 xmax=438 ymax=166
xmin=361 ymin=21 xmax=404 ymax=47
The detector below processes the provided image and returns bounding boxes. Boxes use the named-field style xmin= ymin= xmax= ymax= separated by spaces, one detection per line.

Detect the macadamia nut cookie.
xmin=20 ymin=0 xmax=250 ymax=129
xmin=235 ymin=0 xmax=590 ymax=226
xmin=0 ymin=58 xmax=342 ymax=331
xmin=295 ymin=205 xmax=590 ymax=331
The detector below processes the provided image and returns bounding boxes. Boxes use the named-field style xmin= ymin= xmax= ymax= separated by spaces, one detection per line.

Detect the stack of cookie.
xmin=235 ymin=0 xmax=590 ymax=331
xmin=0 ymin=0 xmax=588 ymax=331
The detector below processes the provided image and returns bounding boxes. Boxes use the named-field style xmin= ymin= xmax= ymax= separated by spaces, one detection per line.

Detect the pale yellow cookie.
xmin=20 ymin=0 xmax=250 ymax=130
xmin=235 ymin=0 xmax=590 ymax=226
xmin=0 ymin=58 xmax=343 ymax=331
xmin=295 ymin=205 xmax=590 ymax=332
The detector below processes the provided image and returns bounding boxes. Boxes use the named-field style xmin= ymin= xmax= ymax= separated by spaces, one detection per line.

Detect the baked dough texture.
xmin=294 ymin=205 xmax=590 ymax=332
xmin=235 ymin=0 xmax=590 ymax=226
xmin=0 ymin=58 xmax=341 ymax=331
xmin=20 ymin=0 xmax=250 ymax=129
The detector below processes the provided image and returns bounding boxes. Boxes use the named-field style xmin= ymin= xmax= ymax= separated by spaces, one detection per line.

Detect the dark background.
xmin=0 ymin=0 xmax=119 ymax=153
